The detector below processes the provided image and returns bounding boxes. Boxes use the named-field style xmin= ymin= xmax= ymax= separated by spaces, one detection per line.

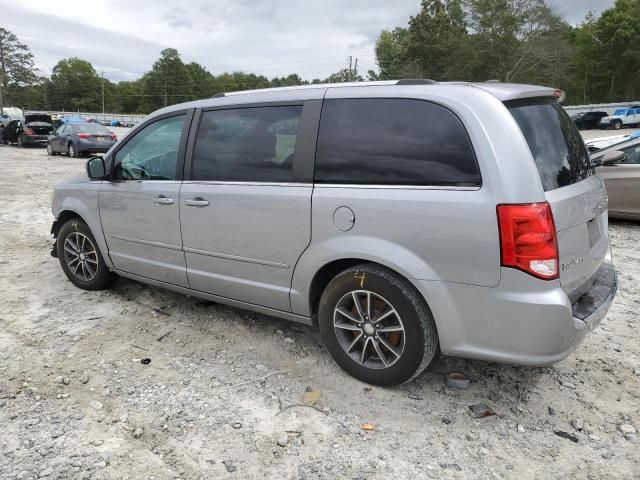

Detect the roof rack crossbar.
xmin=212 ymin=92 xmax=225 ymax=98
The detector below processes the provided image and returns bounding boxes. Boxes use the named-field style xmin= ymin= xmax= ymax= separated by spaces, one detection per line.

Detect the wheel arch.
xmin=51 ymin=197 xmax=113 ymax=269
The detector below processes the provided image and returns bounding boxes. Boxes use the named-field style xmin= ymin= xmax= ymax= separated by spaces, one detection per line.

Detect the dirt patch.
xmin=0 ymin=142 xmax=639 ymax=479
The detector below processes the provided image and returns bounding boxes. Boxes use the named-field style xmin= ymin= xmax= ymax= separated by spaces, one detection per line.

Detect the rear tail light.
xmin=78 ymin=133 xmax=90 ymax=139
xmin=110 ymin=134 xmax=117 ymax=141
xmin=24 ymin=128 xmax=35 ymax=136
xmin=497 ymin=202 xmax=559 ymax=280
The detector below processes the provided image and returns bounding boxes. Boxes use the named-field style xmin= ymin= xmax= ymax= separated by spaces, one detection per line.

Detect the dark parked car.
xmin=572 ymin=111 xmax=608 ymax=129
xmin=47 ymin=123 xmax=117 ymax=157
xmin=0 ymin=114 xmax=54 ymax=147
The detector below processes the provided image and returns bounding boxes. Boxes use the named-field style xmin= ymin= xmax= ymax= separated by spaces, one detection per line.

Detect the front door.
xmin=99 ymin=112 xmax=192 ymax=286
xmin=180 ymin=104 xmax=315 ymax=311
xmin=598 ymin=143 xmax=640 ymax=218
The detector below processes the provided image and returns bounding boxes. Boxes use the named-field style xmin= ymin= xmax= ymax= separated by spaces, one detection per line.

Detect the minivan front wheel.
xmin=318 ymin=264 xmax=438 ymax=386
xmin=56 ymin=218 xmax=116 ymax=290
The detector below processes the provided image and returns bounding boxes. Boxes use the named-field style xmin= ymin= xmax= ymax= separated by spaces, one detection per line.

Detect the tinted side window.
xmin=114 ymin=114 xmax=185 ymax=181
xmin=314 ymin=98 xmax=480 ymax=186
xmin=621 ymin=145 xmax=640 ymax=164
xmin=192 ymin=106 xmax=302 ymax=182
xmin=507 ymin=98 xmax=592 ymax=191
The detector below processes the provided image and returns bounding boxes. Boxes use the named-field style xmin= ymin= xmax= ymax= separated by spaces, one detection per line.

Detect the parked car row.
xmin=0 ymin=114 xmax=117 ymax=156
xmin=572 ymin=106 xmax=640 ymax=130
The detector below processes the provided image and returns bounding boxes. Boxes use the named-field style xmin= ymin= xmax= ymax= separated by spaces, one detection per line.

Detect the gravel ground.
xmin=0 ymin=135 xmax=639 ymax=480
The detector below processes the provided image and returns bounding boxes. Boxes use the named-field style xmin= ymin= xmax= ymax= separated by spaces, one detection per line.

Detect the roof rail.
xmin=212 ymin=92 xmax=225 ymax=98
xmin=485 ymin=79 xmax=502 ymax=83
xmin=396 ymin=79 xmax=438 ymax=85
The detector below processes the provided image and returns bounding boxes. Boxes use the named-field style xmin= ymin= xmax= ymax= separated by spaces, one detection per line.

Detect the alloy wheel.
xmin=63 ymin=232 xmax=99 ymax=281
xmin=333 ymin=290 xmax=406 ymax=369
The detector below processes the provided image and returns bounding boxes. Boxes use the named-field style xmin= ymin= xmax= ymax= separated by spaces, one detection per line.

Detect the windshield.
xmin=613 ymin=109 xmax=627 ymax=115
xmin=73 ymin=123 xmax=112 ymax=134
xmin=507 ymin=98 xmax=592 ymax=191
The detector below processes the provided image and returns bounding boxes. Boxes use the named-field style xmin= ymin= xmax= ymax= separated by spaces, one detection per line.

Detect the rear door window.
xmin=314 ymin=98 xmax=480 ymax=186
xmin=506 ymin=98 xmax=592 ymax=191
xmin=191 ymin=106 xmax=302 ymax=182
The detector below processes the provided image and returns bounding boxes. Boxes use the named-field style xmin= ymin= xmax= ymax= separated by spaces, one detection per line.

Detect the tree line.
xmin=370 ymin=0 xmax=640 ymax=104
xmin=1 ymin=0 xmax=639 ymax=114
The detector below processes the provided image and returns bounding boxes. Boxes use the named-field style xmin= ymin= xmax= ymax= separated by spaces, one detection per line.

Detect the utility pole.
xmin=0 ymin=70 xmax=4 ymax=115
xmin=348 ymin=56 xmax=353 ymax=82
xmin=101 ymin=72 xmax=105 ymax=114
xmin=354 ymin=58 xmax=358 ymax=81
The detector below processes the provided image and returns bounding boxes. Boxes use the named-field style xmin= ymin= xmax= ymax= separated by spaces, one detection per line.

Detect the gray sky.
xmin=0 ymin=0 xmax=615 ymax=83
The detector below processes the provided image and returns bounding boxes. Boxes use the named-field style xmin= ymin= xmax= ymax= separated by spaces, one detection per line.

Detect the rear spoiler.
xmin=471 ymin=83 xmax=565 ymax=103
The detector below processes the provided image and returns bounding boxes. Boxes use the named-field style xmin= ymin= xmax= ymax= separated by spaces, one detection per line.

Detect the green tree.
xmin=0 ymin=27 xmax=37 ymax=112
xmin=404 ymin=0 xmax=468 ymax=80
xmin=589 ymin=0 xmax=640 ymax=101
xmin=324 ymin=68 xmax=363 ymax=83
xmin=141 ymin=48 xmax=192 ymax=111
xmin=464 ymin=0 xmax=573 ymax=84
xmin=49 ymin=58 xmax=101 ymax=111
xmin=374 ymin=28 xmax=410 ymax=79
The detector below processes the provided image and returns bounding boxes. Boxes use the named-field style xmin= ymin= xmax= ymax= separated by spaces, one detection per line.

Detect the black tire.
xmin=318 ymin=264 xmax=438 ymax=386
xmin=68 ymin=143 xmax=79 ymax=158
xmin=46 ymin=143 xmax=57 ymax=156
xmin=17 ymin=136 xmax=24 ymax=148
xmin=613 ymin=120 xmax=622 ymax=130
xmin=56 ymin=218 xmax=117 ymax=290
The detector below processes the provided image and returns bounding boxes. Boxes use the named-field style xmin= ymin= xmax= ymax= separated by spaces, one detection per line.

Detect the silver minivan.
xmin=51 ymin=80 xmax=617 ymax=386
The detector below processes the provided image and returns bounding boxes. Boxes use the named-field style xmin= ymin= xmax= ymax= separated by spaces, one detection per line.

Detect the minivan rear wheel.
xmin=68 ymin=144 xmax=78 ymax=158
xmin=57 ymin=218 xmax=116 ymax=290
xmin=318 ymin=264 xmax=438 ymax=386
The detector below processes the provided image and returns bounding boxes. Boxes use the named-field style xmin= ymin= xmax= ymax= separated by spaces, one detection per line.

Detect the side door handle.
xmin=184 ymin=197 xmax=210 ymax=207
xmin=153 ymin=195 xmax=175 ymax=205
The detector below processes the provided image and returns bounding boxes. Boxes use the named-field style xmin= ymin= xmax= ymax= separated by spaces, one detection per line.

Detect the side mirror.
xmin=601 ymin=150 xmax=625 ymax=166
xmin=87 ymin=157 xmax=106 ymax=179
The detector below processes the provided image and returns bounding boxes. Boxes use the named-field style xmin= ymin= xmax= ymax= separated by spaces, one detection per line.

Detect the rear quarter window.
xmin=314 ymin=98 xmax=480 ymax=186
xmin=507 ymin=98 xmax=592 ymax=191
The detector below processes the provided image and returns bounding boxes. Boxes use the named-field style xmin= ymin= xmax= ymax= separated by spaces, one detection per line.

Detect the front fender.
xmin=289 ymin=235 xmax=441 ymax=316
xmin=52 ymin=182 xmax=112 ymax=269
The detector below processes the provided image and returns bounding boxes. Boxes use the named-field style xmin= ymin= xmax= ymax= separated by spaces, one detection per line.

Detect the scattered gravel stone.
xmin=570 ymin=418 xmax=584 ymax=431
xmin=277 ymin=434 xmax=289 ymax=447
xmin=231 ymin=422 xmax=242 ymax=429
xmin=255 ymin=364 xmax=267 ymax=371
xmin=620 ymin=424 xmax=636 ymax=435
xmin=284 ymin=337 xmax=295 ymax=343
xmin=560 ymin=381 xmax=576 ymax=389
xmin=62 ymin=377 xmax=71 ymax=385
xmin=625 ymin=433 xmax=636 ymax=442
xmin=39 ymin=468 xmax=53 ymax=478
xmin=89 ymin=400 xmax=103 ymax=410
xmin=81 ymin=372 xmax=90 ymax=384
xmin=222 ymin=461 xmax=237 ymax=473
xmin=588 ymin=434 xmax=601 ymax=441
xmin=548 ymin=406 xmax=556 ymax=416
xmin=133 ymin=428 xmax=144 ymax=439
xmin=91 ymin=439 xmax=104 ymax=446
xmin=517 ymin=424 xmax=525 ymax=433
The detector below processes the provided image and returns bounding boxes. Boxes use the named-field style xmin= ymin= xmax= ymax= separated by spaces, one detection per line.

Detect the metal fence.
xmin=563 ymin=101 xmax=640 ymax=116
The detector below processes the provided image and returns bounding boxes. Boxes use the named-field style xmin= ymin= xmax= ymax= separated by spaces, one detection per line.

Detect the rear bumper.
xmin=413 ymin=260 xmax=617 ymax=366
xmin=21 ymin=135 xmax=48 ymax=145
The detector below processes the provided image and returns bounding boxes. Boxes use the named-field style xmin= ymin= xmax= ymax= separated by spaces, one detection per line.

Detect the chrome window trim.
xmin=181 ymin=180 xmax=479 ymax=190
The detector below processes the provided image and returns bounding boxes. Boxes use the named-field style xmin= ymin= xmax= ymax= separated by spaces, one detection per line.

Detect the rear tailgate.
xmin=507 ymin=98 xmax=610 ymax=301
